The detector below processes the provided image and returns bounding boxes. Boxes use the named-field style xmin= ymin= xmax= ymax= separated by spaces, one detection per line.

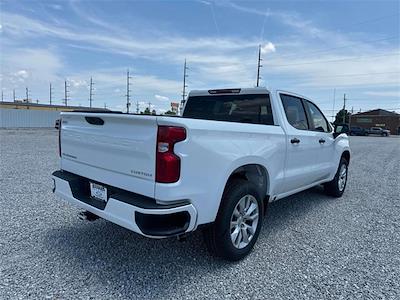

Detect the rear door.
xmin=279 ymin=93 xmax=325 ymax=193
xmin=60 ymin=112 xmax=158 ymax=197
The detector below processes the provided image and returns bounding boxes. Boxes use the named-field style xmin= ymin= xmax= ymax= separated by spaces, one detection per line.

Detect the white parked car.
xmin=52 ymin=88 xmax=350 ymax=260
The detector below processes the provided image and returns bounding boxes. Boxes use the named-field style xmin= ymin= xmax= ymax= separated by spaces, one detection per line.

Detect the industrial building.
xmin=350 ymin=109 xmax=400 ymax=135
xmin=0 ymin=101 xmax=107 ymax=128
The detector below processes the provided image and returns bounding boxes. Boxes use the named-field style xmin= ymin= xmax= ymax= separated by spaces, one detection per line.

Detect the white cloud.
xmin=364 ymin=91 xmax=400 ymax=97
xmin=261 ymin=42 xmax=276 ymax=54
xmin=69 ymin=79 xmax=87 ymax=88
xmin=14 ymin=70 xmax=29 ymax=81
xmin=155 ymin=94 xmax=170 ymax=101
xmin=1 ymin=4 xmax=399 ymax=111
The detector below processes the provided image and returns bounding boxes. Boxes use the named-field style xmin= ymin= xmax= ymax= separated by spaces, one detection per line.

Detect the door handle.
xmin=290 ymin=138 xmax=300 ymax=144
xmin=319 ymin=139 xmax=326 ymax=144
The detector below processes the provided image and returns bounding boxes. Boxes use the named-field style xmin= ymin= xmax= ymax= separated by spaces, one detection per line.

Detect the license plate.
xmin=90 ymin=182 xmax=107 ymax=202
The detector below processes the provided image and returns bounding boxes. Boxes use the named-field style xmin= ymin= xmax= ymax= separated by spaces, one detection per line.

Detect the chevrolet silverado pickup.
xmin=52 ymin=88 xmax=350 ymax=260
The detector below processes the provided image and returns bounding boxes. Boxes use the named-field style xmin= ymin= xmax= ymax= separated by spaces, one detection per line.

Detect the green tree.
xmin=143 ymin=107 xmax=151 ymax=115
xmin=164 ymin=110 xmax=176 ymax=116
xmin=334 ymin=109 xmax=351 ymax=125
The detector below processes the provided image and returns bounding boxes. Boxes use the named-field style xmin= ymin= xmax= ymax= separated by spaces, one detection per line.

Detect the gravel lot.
xmin=1 ymin=129 xmax=399 ymax=299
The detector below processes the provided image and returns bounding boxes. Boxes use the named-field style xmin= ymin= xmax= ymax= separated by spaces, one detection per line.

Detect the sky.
xmin=0 ymin=0 xmax=399 ymax=117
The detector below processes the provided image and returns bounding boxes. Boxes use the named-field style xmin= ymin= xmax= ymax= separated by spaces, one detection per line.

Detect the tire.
xmin=203 ymin=178 xmax=263 ymax=261
xmin=324 ymin=157 xmax=348 ymax=197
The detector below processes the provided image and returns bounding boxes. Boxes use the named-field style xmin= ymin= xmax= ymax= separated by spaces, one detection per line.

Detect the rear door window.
xmin=183 ymin=94 xmax=274 ymax=125
xmin=280 ymin=94 xmax=309 ymax=130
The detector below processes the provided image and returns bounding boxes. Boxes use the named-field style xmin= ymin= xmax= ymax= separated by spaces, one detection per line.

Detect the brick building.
xmin=350 ymin=109 xmax=400 ymax=135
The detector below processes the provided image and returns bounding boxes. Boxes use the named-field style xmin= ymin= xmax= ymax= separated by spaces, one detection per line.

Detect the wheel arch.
xmin=221 ymin=163 xmax=270 ymax=215
xmin=342 ymin=150 xmax=350 ymax=164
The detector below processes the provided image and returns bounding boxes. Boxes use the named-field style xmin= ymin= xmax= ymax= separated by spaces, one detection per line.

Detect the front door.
xmin=279 ymin=93 xmax=323 ymax=193
xmin=303 ymin=100 xmax=335 ymax=180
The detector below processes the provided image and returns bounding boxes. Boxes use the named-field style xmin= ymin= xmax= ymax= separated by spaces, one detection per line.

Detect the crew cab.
xmin=52 ymin=88 xmax=350 ymax=260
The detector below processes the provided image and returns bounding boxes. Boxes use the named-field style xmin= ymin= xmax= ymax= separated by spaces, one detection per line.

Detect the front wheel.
xmin=203 ymin=179 xmax=263 ymax=261
xmin=324 ymin=157 xmax=348 ymax=197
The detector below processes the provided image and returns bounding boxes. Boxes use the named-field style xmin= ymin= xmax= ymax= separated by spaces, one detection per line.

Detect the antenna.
xmin=126 ymin=69 xmax=132 ymax=113
xmin=256 ymin=45 xmax=263 ymax=87
xmin=64 ymin=80 xmax=70 ymax=106
xmin=89 ymin=77 xmax=95 ymax=108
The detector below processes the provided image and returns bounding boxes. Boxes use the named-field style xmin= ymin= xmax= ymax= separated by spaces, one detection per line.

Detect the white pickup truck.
xmin=52 ymin=88 xmax=350 ymax=260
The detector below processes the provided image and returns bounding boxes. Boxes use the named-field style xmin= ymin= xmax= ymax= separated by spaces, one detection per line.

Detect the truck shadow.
xmin=43 ymin=185 xmax=334 ymax=298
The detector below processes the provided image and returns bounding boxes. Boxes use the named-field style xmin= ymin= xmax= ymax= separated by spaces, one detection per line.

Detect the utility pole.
xmin=256 ymin=44 xmax=263 ymax=87
xmin=25 ymin=87 xmax=30 ymax=103
xmin=126 ymin=69 xmax=132 ymax=113
xmin=342 ymin=93 xmax=346 ymax=124
xmin=332 ymin=88 xmax=336 ymax=122
xmin=89 ymin=77 xmax=94 ymax=108
xmin=64 ymin=80 xmax=70 ymax=106
xmin=13 ymin=89 xmax=16 ymax=102
xmin=1 ymin=90 xmax=3 ymax=102
xmin=49 ymin=82 xmax=53 ymax=105
xmin=136 ymin=101 xmax=139 ymax=114
xmin=148 ymin=101 xmax=152 ymax=112
xmin=349 ymin=106 xmax=353 ymax=129
xmin=104 ymin=103 xmax=107 ymax=109
xmin=181 ymin=59 xmax=188 ymax=112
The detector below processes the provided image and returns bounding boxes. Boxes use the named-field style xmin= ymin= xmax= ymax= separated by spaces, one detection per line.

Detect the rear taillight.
xmin=156 ymin=126 xmax=186 ymax=183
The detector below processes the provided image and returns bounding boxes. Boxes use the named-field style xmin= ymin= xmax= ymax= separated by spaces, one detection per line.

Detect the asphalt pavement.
xmin=0 ymin=129 xmax=399 ymax=299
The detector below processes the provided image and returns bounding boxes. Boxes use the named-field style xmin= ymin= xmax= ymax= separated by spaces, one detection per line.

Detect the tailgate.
xmin=60 ymin=112 xmax=157 ymax=198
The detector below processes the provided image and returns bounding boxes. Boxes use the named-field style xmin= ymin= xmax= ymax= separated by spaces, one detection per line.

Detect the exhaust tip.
xmin=78 ymin=211 xmax=100 ymax=222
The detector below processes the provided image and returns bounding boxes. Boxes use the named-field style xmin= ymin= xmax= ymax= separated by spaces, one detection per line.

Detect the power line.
xmin=126 ymin=69 xmax=132 ymax=113
xmin=268 ymin=52 xmax=400 ymax=67
xmin=256 ymin=44 xmax=263 ymax=87
xmin=89 ymin=77 xmax=95 ymax=108
xmin=276 ymin=36 xmax=399 ymax=59
xmin=268 ymin=71 xmax=400 ymax=83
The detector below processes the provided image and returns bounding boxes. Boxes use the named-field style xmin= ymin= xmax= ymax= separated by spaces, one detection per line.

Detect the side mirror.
xmin=333 ymin=124 xmax=348 ymax=138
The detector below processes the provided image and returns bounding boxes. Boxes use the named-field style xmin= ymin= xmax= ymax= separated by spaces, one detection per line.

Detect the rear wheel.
xmin=324 ymin=157 xmax=348 ymax=197
xmin=203 ymin=179 xmax=263 ymax=261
